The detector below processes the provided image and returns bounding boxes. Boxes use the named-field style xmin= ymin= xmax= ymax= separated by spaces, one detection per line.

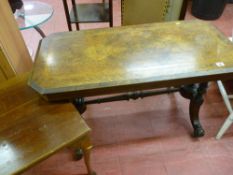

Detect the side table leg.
xmin=72 ymin=97 xmax=87 ymax=162
xmin=70 ymin=134 xmax=96 ymax=175
xmin=34 ymin=26 xmax=46 ymax=38
xmin=180 ymin=83 xmax=208 ymax=137
xmin=80 ymin=135 xmax=96 ymax=175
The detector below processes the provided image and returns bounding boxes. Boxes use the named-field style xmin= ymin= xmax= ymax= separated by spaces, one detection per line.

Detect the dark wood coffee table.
xmin=29 ymin=20 xmax=233 ymax=137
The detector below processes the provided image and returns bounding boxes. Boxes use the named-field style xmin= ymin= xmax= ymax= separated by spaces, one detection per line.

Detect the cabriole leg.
xmin=180 ymin=83 xmax=208 ymax=137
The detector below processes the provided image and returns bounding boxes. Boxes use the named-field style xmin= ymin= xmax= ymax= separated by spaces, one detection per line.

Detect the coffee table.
xmin=15 ymin=1 xmax=53 ymax=38
xmin=29 ymin=20 xmax=233 ymax=137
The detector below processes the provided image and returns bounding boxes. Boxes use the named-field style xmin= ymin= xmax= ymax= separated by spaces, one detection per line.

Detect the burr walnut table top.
xmin=29 ymin=20 xmax=233 ymax=101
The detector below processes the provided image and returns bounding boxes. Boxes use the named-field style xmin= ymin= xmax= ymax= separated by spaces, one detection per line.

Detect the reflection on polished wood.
xmin=0 ymin=73 xmax=94 ymax=175
xmin=29 ymin=20 xmax=233 ymax=100
xmin=0 ymin=0 xmax=32 ymax=78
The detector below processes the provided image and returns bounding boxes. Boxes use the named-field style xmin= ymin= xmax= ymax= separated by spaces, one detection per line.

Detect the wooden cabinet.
xmin=0 ymin=0 xmax=32 ymax=83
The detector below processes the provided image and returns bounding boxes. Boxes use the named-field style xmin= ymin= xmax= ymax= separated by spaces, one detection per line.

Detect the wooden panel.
xmin=121 ymin=0 xmax=168 ymax=25
xmin=0 ymin=0 xmax=32 ymax=74
xmin=29 ymin=20 xmax=233 ymax=100
xmin=0 ymin=48 xmax=8 ymax=82
xmin=0 ymin=46 xmax=15 ymax=80
xmin=0 ymin=73 xmax=90 ymax=175
xmin=0 ymin=69 xmax=7 ymax=82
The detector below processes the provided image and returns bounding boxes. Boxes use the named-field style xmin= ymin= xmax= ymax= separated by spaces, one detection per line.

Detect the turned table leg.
xmin=180 ymin=83 xmax=208 ymax=137
xmin=72 ymin=97 xmax=87 ymax=114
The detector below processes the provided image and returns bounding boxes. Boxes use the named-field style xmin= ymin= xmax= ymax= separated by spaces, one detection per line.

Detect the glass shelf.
xmin=14 ymin=1 xmax=53 ymax=30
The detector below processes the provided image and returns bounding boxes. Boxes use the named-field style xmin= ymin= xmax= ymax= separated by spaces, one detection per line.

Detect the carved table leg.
xmin=180 ymin=83 xmax=208 ymax=137
xmin=72 ymin=97 xmax=87 ymax=114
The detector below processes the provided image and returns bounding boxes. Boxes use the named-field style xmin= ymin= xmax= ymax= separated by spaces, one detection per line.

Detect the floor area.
xmin=21 ymin=1 xmax=233 ymax=175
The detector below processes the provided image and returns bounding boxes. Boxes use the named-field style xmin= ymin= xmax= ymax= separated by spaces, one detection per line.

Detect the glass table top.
xmin=14 ymin=1 xmax=53 ymax=30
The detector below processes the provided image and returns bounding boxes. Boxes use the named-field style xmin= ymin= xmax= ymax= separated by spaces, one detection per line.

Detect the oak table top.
xmin=29 ymin=20 xmax=233 ymax=101
xmin=0 ymin=73 xmax=90 ymax=175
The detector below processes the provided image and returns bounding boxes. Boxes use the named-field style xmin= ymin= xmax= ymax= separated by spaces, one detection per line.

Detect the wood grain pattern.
xmin=29 ymin=20 xmax=233 ymax=100
xmin=0 ymin=69 xmax=7 ymax=82
xmin=0 ymin=73 xmax=91 ymax=175
xmin=0 ymin=47 xmax=15 ymax=82
xmin=0 ymin=0 xmax=32 ymax=75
